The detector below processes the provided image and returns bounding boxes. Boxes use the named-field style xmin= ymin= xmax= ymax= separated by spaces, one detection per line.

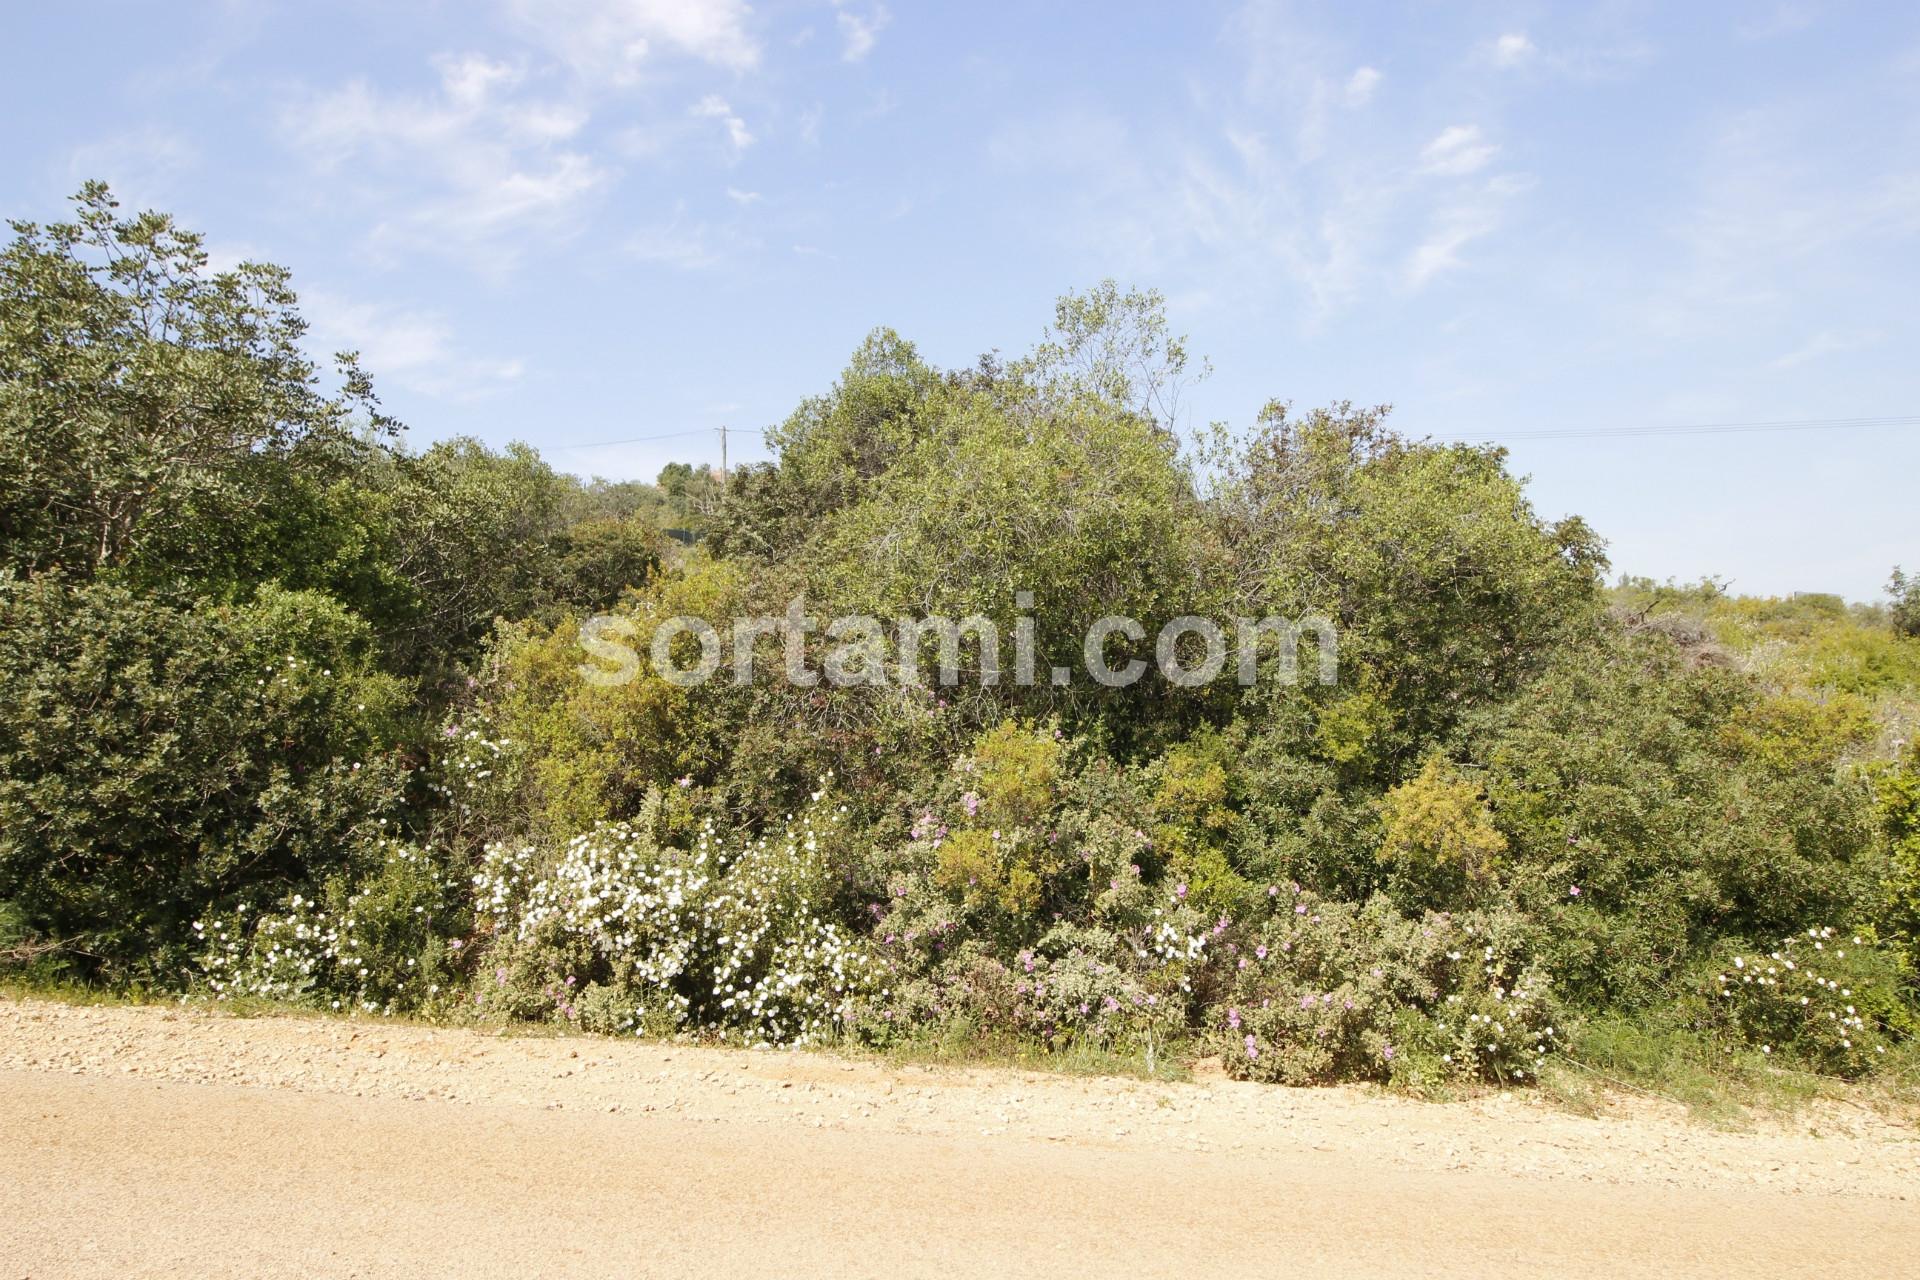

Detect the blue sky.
xmin=5 ymin=1 xmax=1916 ymax=598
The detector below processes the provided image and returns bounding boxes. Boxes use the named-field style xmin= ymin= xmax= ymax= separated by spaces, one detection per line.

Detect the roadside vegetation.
xmin=5 ymin=187 xmax=1917 ymax=1113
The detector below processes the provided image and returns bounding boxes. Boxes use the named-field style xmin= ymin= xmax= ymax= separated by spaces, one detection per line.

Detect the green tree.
xmin=0 ymin=184 xmax=386 ymax=580
xmin=711 ymin=329 xmax=941 ymax=559
xmin=1889 ymin=567 xmax=1920 ymax=639
xmin=1212 ymin=401 xmax=1607 ymax=766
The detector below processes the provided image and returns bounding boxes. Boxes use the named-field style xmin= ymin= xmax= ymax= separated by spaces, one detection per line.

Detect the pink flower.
xmin=1569 ymin=885 xmax=1581 ymax=897
xmin=1244 ymin=1035 xmax=1259 ymax=1060
xmin=1255 ymin=945 xmax=1268 ymax=960
xmin=1175 ymin=882 xmax=1189 ymax=900
xmin=1227 ymin=1007 xmax=1242 ymax=1030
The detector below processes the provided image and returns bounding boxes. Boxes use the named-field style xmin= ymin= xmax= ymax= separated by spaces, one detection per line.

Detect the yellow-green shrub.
xmin=1378 ymin=756 xmax=1507 ymax=884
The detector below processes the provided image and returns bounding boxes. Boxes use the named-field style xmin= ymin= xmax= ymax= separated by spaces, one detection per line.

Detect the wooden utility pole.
xmin=717 ymin=424 xmax=729 ymax=484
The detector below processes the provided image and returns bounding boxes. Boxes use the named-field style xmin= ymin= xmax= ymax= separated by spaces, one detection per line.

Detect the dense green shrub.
xmin=1877 ymin=743 xmax=1920 ymax=978
xmin=0 ymin=575 xmax=411 ymax=976
xmin=1474 ymin=628 xmax=1883 ymax=1008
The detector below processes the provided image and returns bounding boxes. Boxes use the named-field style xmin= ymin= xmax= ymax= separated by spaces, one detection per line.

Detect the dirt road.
xmin=3 ymin=998 xmax=1916 ymax=1278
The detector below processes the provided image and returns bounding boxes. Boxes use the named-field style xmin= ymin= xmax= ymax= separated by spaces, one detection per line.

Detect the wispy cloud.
xmin=302 ymin=290 xmax=524 ymax=401
xmin=987 ymin=5 xmax=1541 ymax=319
xmin=283 ymin=53 xmax=606 ymax=266
xmin=1771 ymin=329 xmax=1880 ymax=369
xmin=628 ymin=206 xmax=755 ymax=269
xmin=503 ymin=0 xmax=761 ymax=84
xmin=1491 ymin=33 xmax=1536 ymax=68
xmin=1418 ymin=125 xmax=1498 ymax=176
xmin=690 ymin=94 xmax=754 ymax=151
xmin=1478 ymin=26 xmax=1655 ymax=82
xmin=1406 ymin=176 xmax=1528 ymax=288
xmin=833 ymin=2 xmax=890 ymax=62
xmin=1344 ymin=66 xmax=1382 ymax=106
xmin=65 ymin=128 xmax=199 ymax=213
xmin=1645 ymin=93 xmax=1920 ymax=341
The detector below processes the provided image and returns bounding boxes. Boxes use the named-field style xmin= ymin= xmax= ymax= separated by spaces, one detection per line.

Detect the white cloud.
xmin=1492 ymin=33 xmax=1536 ymax=67
xmin=1737 ymin=3 xmax=1819 ymax=41
xmin=725 ymin=186 xmax=762 ymax=204
xmin=983 ymin=7 xmax=1545 ymax=315
xmin=1483 ymin=29 xmax=1651 ymax=81
xmin=1343 ymin=66 xmax=1381 ymax=107
xmin=283 ymin=53 xmax=606 ymax=265
xmin=628 ymin=207 xmax=754 ymax=269
xmin=834 ymin=3 xmax=890 ymax=62
xmin=796 ymin=103 xmax=825 ymax=146
xmin=989 ymin=74 xmax=1533 ymax=314
xmin=1770 ymin=330 xmax=1878 ymax=369
xmin=1405 ymin=173 xmax=1529 ymax=289
xmin=1419 ymin=125 xmax=1498 ymax=176
xmin=66 ymin=128 xmax=199 ymax=213
xmin=1406 ymin=207 xmax=1497 ymax=288
xmin=504 ymin=0 xmax=761 ymax=84
xmin=302 ymin=291 xmax=524 ymax=401
xmin=691 ymin=94 xmax=754 ymax=151
xmin=1646 ymin=96 xmax=1920 ymax=340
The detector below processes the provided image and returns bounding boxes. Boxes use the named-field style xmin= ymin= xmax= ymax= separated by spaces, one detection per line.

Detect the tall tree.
xmin=0 ymin=184 xmax=385 ymax=579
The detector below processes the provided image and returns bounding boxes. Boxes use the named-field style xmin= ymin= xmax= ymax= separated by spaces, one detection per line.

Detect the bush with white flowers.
xmin=1705 ymin=926 xmax=1906 ymax=1076
xmin=470 ymin=787 xmax=883 ymax=1046
xmin=196 ymin=838 xmax=464 ymax=1015
xmin=426 ymin=713 xmax=525 ymax=847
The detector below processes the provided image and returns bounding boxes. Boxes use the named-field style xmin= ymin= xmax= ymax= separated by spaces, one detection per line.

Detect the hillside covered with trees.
xmin=5 ymin=188 xmax=1918 ymax=1094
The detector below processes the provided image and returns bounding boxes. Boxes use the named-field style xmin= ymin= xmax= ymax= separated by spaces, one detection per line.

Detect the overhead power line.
xmin=550 ymin=428 xmax=715 ymax=451
xmin=1472 ymin=414 xmax=1920 ymax=442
